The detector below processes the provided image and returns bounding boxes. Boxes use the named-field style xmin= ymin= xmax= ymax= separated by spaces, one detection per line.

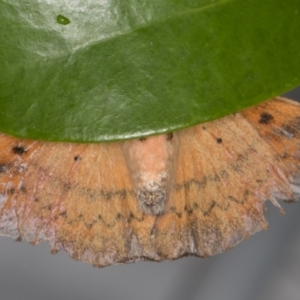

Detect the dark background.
xmin=1 ymin=86 xmax=300 ymax=300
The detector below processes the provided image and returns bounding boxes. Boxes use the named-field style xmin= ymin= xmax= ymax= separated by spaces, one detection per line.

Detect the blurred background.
xmin=0 ymin=86 xmax=300 ymax=300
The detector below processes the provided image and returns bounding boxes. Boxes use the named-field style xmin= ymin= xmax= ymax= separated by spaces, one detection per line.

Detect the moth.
xmin=0 ymin=97 xmax=299 ymax=267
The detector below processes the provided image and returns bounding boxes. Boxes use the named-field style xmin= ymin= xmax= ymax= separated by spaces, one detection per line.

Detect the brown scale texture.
xmin=0 ymin=97 xmax=299 ymax=267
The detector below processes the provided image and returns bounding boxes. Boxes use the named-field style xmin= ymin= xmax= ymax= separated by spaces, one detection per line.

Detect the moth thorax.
xmin=122 ymin=134 xmax=178 ymax=215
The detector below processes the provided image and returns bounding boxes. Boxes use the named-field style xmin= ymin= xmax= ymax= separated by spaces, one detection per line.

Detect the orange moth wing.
xmin=0 ymin=97 xmax=299 ymax=267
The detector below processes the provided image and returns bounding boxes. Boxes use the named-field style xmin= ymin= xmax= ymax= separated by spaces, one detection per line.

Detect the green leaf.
xmin=1 ymin=0 xmax=300 ymax=142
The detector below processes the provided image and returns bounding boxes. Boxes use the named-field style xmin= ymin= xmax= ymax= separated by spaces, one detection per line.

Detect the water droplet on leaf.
xmin=57 ymin=15 xmax=70 ymax=25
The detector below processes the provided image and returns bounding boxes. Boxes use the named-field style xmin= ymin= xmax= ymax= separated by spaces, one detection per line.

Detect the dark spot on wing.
xmin=216 ymin=138 xmax=222 ymax=144
xmin=139 ymin=137 xmax=147 ymax=142
xmin=12 ymin=146 xmax=27 ymax=155
xmin=166 ymin=133 xmax=173 ymax=140
xmin=74 ymin=155 xmax=82 ymax=161
xmin=259 ymin=112 xmax=273 ymax=124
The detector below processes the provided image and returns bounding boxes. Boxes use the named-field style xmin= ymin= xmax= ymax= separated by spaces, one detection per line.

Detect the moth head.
xmin=138 ymin=188 xmax=166 ymax=215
